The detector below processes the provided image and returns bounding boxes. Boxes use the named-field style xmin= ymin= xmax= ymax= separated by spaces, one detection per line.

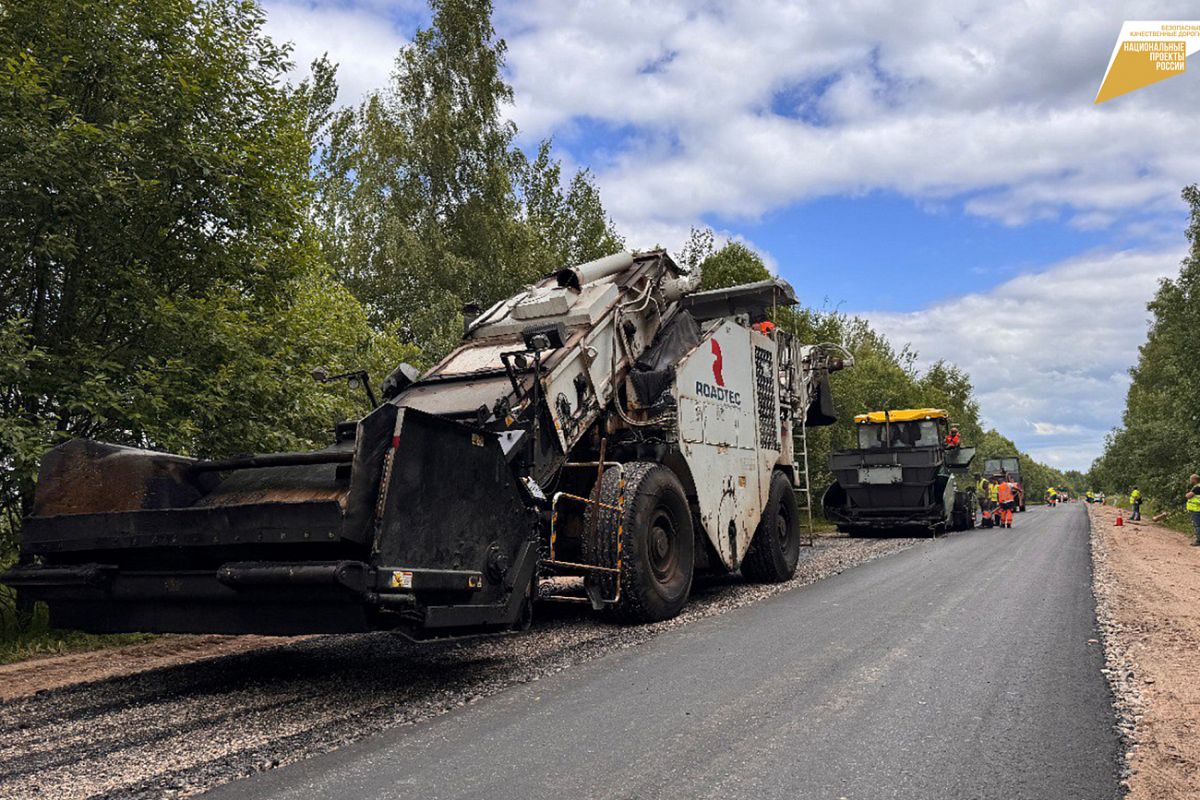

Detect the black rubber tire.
xmin=742 ymin=471 xmax=801 ymax=583
xmin=583 ymin=462 xmax=694 ymax=623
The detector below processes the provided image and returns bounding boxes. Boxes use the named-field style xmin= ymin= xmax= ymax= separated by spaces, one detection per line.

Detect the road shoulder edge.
xmin=1088 ymin=504 xmax=1142 ymax=795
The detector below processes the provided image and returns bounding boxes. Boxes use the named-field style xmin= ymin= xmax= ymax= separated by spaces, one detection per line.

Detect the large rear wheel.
xmin=584 ymin=462 xmax=694 ymax=623
xmin=742 ymin=471 xmax=801 ymax=583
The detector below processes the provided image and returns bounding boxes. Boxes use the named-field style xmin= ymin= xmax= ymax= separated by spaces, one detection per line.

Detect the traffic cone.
xmin=1115 ymin=514 xmax=1123 ymax=527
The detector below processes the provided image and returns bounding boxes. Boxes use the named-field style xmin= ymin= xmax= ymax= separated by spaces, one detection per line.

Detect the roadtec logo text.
xmin=695 ymin=381 xmax=741 ymax=406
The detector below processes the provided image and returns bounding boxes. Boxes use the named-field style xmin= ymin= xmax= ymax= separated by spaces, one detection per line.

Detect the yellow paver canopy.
xmin=853 ymin=408 xmax=948 ymax=424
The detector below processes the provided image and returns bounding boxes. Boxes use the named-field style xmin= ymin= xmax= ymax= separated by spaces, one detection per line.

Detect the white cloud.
xmin=262 ymin=0 xmax=415 ymax=104
xmin=1032 ymin=422 xmax=1084 ymax=436
xmin=259 ymin=2 xmax=1200 ymax=242
xmin=867 ymin=248 xmax=1183 ymax=469
xmin=497 ymin=0 xmax=1200 ymax=242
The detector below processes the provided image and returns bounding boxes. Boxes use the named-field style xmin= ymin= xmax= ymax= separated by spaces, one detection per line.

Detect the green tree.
xmin=1090 ymin=185 xmax=1200 ymax=516
xmin=0 ymin=0 xmax=408 ymax=561
xmin=517 ymin=142 xmax=624 ymax=273
xmin=315 ymin=0 xmax=622 ymax=362
xmin=676 ymin=227 xmax=772 ymax=290
xmin=919 ymin=361 xmax=983 ymax=442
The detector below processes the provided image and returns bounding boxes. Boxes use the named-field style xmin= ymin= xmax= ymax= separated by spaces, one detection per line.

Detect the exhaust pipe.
xmin=556 ymin=251 xmax=634 ymax=290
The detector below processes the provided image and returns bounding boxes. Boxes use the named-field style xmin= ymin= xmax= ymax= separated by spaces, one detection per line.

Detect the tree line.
xmin=1089 ymin=186 xmax=1200 ymax=521
xmin=1 ymin=0 xmax=1070 ymax=564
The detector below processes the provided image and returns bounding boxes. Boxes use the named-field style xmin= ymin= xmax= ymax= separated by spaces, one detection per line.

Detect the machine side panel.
xmin=674 ymin=320 xmax=763 ymax=570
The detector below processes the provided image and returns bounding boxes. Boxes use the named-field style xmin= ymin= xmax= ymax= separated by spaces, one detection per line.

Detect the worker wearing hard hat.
xmin=1046 ymin=486 xmax=1058 ymax=507
xmin=1129 ymin=487 xmax=1142 ymax=521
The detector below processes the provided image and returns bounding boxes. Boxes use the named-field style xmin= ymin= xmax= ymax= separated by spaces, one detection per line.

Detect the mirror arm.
xmin=313 ymin=368 xmax=378 ymax=409
xmin=360 ymin=374 xmax=378 ymax=408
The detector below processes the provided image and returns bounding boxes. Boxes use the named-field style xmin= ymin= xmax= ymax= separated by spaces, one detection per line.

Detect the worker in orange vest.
xmin=752 ymin=320 xmax=777 ymax=335
xmin=944 ymin=427 xmax=961 ymax=448
xmin=997 ymin=474 xmax=1016 ymax=529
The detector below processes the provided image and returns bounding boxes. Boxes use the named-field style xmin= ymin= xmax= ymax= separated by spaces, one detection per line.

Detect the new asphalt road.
xmin=208 ymin=503 xmax=1120 ymax=800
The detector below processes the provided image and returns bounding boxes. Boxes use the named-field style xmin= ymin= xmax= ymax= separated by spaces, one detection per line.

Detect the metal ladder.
xmin=795 ymin=417 xmax=815 ymax=546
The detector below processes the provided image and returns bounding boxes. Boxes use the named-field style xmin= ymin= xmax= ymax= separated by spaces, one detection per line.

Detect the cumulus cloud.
xmin=867 ymin=248 xmax=1183 ymax=469
xmin=259 ymin=1 xmax=1200 ymax=242
xmin=262 ymin=0 xmax=416 ymax=104
xmin=498 ymin=0 xmax=1200 ymax=242
xmin=1032 ymin=422 xmax=1084 ymax=436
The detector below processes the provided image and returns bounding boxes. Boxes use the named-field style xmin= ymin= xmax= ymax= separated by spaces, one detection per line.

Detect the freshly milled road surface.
xmin=211 ymin=504 xmax=1119 ymax=800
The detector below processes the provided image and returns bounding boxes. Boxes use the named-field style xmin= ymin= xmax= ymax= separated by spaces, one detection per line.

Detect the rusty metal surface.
xmin=193 ymin=465 xmax=349 ymax=511
xmin=31 ymin=439 xmax=208 ymax=518
xmin=30 ymin=439 xmax=351 ymax=519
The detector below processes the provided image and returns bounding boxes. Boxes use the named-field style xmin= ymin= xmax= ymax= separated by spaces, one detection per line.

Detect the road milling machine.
xmin=3 ymin=251 xmax=850 ymax=640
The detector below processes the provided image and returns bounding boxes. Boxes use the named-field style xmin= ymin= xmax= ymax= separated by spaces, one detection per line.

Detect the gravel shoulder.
xmin=0 ymin=535 xmax=917 ymax=800
xmin=1088 ymin=502 xmax=1200 ymax=799
xmin=0 ymin=635 xmax=295 ymax=702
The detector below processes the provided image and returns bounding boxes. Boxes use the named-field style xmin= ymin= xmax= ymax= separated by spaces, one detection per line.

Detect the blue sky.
xmin=264 ymin=0 xmax=1200 ymax=469
xmin=706 ymin=195 xmax=1124 ymax=312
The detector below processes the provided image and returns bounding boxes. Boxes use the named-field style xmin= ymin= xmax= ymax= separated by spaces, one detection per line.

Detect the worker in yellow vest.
xmin=1186 ymin=475 xmax=1200 ymax=546
xmin=1129 ymin=487 xmax=1141 ymax=521
xmin=984 ymin=479 xmax=1003 ymax=527
xmin=1046 ymin=487 xmax=1058 ymax=507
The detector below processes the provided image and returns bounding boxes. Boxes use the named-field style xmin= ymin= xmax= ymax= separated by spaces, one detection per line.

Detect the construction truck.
xmin=2 ymin=251 xmax=850 ymax=640
xmin=983 ymin=455 xmax=1025 ymax=512
xmin=822 ymin=408 xmax=976 ymax=535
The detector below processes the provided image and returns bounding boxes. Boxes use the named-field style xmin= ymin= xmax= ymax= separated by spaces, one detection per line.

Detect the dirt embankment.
xmin=1088 ymin=502 xmax=1200 ymax=799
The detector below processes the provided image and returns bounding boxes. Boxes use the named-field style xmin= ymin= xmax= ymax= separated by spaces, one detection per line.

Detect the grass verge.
xmin=1 ymin=583 xmax=153 ymax=666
